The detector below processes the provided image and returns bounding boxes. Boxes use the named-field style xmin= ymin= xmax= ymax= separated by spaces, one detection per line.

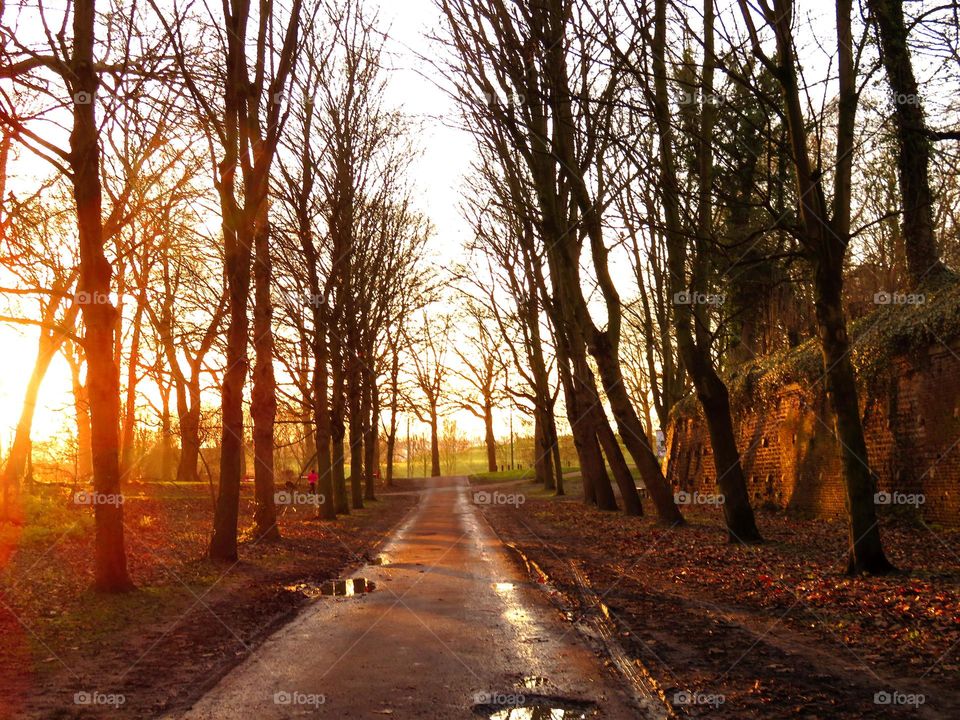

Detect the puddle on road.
xmin=319 ymin=578 xmax=376 ymax=596
xmin=487 ymin=709 xmax=593 ymax=719
xmin=474 ymin=695 xmax=596 ymax=719
xmin=521 ymin=677 xmax=549 ymax=689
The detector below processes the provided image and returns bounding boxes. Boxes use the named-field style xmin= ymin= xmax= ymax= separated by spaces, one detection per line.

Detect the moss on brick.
xmin=672 ymin=275 xmax=960 ymax=419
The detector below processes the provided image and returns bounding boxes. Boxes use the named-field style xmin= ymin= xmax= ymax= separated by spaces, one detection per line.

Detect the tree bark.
xmin=120 ymin=290 xmax=144 ymax=479
xmin=753 ymin=0 xmax=893 ymax=572
xmin=71 ymin=0 xmax=133 ymax=591
xmin=66 ymin=345 xmax=94 ymax=484
xmin=385 ymin=344 xmax=400 ymax=487
xmin=482 ymin=399 xmax=497 ymax=473
xmin=867 ymin=0 xmax=947 ymax=285
xmin=330 ymin=333 xmax=350 ymax=514
xmin=653 ymin=0 xmax=758 ymax=540
xmin=251 ymin=217 xmax=279 ymax=540
xmin=364 ymin=373 xmax=377 ymax=501
xmin=348 ymin=356 xmax=365 ymax=509
xmin=429 ymin=403 xmax=441 ymax=477
xmin=176 ymin=380 xmax=202 ymax=483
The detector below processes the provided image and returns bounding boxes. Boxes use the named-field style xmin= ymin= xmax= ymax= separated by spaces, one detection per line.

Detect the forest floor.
xmin=477 ymin=475 xmax=960 ymax=719
xmin=0 ymin=479 xmax=416 ymax=719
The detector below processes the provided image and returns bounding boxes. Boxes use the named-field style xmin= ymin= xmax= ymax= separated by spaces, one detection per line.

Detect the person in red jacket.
xmin=307 ymin=469 xmax=318 ymax=495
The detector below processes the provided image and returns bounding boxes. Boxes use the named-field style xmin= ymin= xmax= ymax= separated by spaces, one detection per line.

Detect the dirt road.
xmin=173 ymin=477 xmax=646 ymax=719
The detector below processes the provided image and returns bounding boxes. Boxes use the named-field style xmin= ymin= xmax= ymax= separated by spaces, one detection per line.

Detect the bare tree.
xmin=736 ymin=0 xmax=893 ymax=573
xmin=408 ymin=313 xmax=451 ymax=478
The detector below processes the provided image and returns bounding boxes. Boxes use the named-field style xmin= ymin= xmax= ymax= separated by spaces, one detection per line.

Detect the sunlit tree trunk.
xmin=1 ymin=295 xmax=78 ymax=521
xmin=120 ymin=286 xmax=145 ymax=479
xmin=251 ymin=215 xmax=279 ymax=540
xmin=71 ymin=0 xmax=133 ymax=591
xmin=364 ymin=374 xmax=377 ymax=500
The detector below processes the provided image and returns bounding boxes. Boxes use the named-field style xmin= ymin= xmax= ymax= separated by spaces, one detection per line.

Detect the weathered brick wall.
xmin=665 ymin=342 xmax=960 ymax=525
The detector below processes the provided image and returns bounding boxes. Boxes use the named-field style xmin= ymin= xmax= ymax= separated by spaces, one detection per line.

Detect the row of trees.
xmin=435 ymin=0 xmax=959 ymax=574
xmin=0 ymin=0 xmax=435 ymax=590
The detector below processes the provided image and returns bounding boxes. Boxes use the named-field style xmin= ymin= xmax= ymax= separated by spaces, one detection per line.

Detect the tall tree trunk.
xmin=348 ymin=359 xmax=364 ymax=509
xmin=312 ymin=321 xmax=335 ymax=519
xmin=815 ymin=259 xmax=895 ymax=574
xmin=533 ymin=411 xmax=549 ymax=487
xmin=594 ymin=407 xmax=642 ymax=515
xmin=519 ymin=290 xmax=561 ymax=494
xmin=482 ymin=399 xmax=497 ymax=473
xmin=67 ymin=348 xmax=94 ymax=483
xmin=385 ymin=347 xmax=400 ymax=488
xmin=2 ymin=302 xmax=77 ymax=521
xmin=429 ymin=404 xmax=441 ymax=477
xmin=210 ymin=218 xmax=252 ymax=560
xmin=560 ymin=350 xmax=617 ymax=510
xmin=760 ymin=0 xmax=892 ymax=573
xmin=120 ymin=297 xmax=144 ymax=478
xmin=251 ymin=219 xmax=279 ymax=540
xmin=654 ymin=0 xmax=758 ymax=540
xmin=550 ymin=423 xmax=564 ymax=496
xmin=159 ymin=380 xmax=172 ymax=482
xmin=364 ymin=375 xmax=377 ymax=501
xmin=867 ymin=0 xmax=947 ymax=285
xmin=71 ymin=0 xmax=133 ymax=591
xmin=330 ymin=337 xmax=350 ymax=514
xmin=176 ymin=377 xmax=202 ymax=483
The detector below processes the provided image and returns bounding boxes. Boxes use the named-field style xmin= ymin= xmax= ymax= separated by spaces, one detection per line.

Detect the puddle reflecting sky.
xmin=320 ymin=578 xmax=375 ymax=596
xmin=488 ymin=709 xmax=590 ymax=719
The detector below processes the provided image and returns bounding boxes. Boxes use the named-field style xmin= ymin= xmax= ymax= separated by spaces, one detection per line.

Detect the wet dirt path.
xmin=173 ymin=477 xmax=643 ymax=719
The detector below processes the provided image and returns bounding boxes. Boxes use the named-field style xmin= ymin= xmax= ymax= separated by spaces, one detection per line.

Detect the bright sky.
xmin=0 ymin=0 xmax=500 ymax=447
xmin=7 ymin=0 xmax=942 ymax=449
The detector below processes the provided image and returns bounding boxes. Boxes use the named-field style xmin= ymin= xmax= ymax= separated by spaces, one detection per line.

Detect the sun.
xmin=0 ymin=324 xmax=74 ymax=447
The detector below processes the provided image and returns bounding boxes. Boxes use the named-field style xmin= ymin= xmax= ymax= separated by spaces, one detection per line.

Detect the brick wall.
xmin=665 ymin=342 xmax=960 ymax=525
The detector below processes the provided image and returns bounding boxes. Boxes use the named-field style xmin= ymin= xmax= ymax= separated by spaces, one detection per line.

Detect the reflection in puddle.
xmin=320 ymin=578 xmax=376 ymax=596
xmin=494 ymin=582 xmax=516 ymax=593
xmin=475 ymin=695 xmax=595 ymax=719
xmin=488 ymin=706 xmax=592 ymax=719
